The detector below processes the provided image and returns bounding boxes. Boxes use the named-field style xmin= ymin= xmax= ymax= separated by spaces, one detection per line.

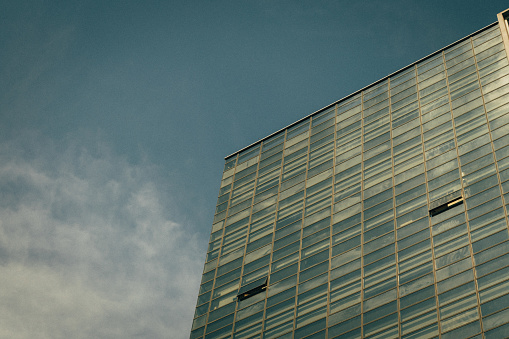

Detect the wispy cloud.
xmin=0 ymin=132 xmax=203 ymax=339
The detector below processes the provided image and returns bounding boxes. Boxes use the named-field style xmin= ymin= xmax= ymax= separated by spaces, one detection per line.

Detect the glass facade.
xmin=192 ymin=15 xmax=509 ymax=339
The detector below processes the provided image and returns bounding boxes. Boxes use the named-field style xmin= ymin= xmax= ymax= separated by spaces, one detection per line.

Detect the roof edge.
xmin=225 ymin=21 xmax=498 ymax=160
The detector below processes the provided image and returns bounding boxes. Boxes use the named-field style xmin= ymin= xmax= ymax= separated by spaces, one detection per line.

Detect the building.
xmin=191 ymin=9 xmax=509 ymax=339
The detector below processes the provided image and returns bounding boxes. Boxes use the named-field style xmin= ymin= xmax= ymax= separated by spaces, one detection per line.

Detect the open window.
xmin=237 ymin=278 xmax=267 ymax=301
xmin=429 ymin=196 xmax=463 ymax=217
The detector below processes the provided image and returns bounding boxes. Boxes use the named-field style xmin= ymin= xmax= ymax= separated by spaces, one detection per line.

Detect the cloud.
xmin=0 ymin=132 xmax=203 ymax=339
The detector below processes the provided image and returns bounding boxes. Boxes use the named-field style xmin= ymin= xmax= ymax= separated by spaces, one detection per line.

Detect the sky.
xmin=1 ymin=1 xmax=508 ymax=338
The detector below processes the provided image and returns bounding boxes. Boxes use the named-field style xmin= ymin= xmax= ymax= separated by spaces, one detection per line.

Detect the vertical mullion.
xmin=325 ymin=104 xmax=338 ymax=339
xmin=388 ymin=76 xmax=402 ymax=339
xmin=416 ymin=58 xmax=443 ymax=339
xmin=289 ymin=119 xmax=311 ymax=338
xmin=360 ymin=90 xmax=365 ymax=338
xmin=261 ymin=134 xmax=286 ymax=337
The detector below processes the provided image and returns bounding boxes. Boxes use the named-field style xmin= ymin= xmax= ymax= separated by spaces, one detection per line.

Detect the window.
xmin=429 ymin=197 xmax=464 ymax=217
xmin=237 ymin=278 xmax=268 ymax=301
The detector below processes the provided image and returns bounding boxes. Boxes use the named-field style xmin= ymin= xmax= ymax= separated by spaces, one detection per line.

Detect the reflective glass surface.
xmin=193 ymin=22 xmax=509 ymax=339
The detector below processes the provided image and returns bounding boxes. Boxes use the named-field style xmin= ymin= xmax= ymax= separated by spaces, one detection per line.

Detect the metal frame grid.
xmin=191 ymin=11 xmax=509 ymax=339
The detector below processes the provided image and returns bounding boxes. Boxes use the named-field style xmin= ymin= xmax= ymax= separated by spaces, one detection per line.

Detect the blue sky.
xmin=1 ymin=1 xmax=508 ymax=338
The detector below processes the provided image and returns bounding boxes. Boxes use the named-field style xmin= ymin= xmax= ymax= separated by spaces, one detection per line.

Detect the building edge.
xmin=224 ymin=21 xmax=500 ymax=161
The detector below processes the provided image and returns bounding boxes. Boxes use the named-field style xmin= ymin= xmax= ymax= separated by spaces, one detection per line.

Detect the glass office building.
xmin=192 ymin=9 xmax=509 ymax=339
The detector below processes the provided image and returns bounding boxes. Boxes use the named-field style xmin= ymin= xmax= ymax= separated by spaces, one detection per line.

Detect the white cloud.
xmin=0 ymin=133 xmax=204 ymax=339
